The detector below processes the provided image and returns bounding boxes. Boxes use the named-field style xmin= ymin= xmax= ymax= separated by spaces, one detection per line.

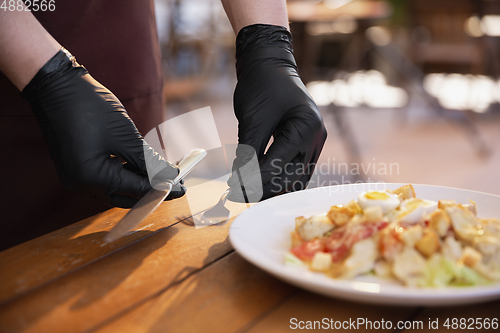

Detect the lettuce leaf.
xmin=425 ymin=255 xmax=455 ymax=287
xmin=424 ymin=255 xmax=489 ymax=287
xmin=284 ymin=252 xmax=306 ymax=267
xmin=451 ymin=264 xmax=489 ymax=286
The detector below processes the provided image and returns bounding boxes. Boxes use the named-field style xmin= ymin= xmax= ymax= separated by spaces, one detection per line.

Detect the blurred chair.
xmin=288 ymin=0 xmax=393 ymax=82
xmin=477 ymin=0 xmax=500 ymax=78
xmin=287 ymin=0 xmax=393 ymax=181
xmin=288 ymin=0 xmax=491 ymax=158
xmin=365 ymin=2 xmax=492 ymax=156
xmin=408 ymin=0 xmax=484 ymax=74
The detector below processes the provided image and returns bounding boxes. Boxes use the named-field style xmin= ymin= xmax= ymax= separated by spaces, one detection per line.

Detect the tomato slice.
xmin=325 ymin=221 xmax=388 ymax=262
xmin=379 ymin=226 xmax=404 ymax=260
xmin=291 ymin=238 xmax=325 ymax=261
xmin=290 ymin=221 xmax=388 ymax=262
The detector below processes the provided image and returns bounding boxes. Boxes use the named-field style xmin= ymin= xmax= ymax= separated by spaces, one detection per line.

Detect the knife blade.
xmin=103 ymin=148 xmax=207 ymax=243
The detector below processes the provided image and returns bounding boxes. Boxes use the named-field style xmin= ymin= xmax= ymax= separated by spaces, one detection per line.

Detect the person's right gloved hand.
xmin=21 ymin=48 xmax=185 ymax=208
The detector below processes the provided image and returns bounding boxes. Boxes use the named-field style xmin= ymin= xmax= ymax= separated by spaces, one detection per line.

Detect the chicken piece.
xmin=442 ymin=235 xmax=463 ymax=261
xmin=327 ymin=205 xmax=355 ymax=226
xmin=363 ymin=206 xmax=383 ymax=223
xmin=392 ymin=184 xmax=415 ymax=200
xmin=340 ymin=238 xmax=378 ymax=279
xmin=464 ymin=199 xmax=477 ymax=216
xmin=400 ymin=225 xmax=423 ymax=247
xmin=415 ymin=229 xmax=440 ymax=257
xmin=445 ymin=205 xmax=478 ymax=243
xmin=478 ymin=218 xmax=500 ymax=234
xmin=484 ymin=251 xmax=500 ymax=272
xmin=429 ymin=209 xmax=451 ymax=237
xmin=374 ymin=260 xmax=392 ymax=279
xmin=461 ymin=246 xmax=482 ymax=267
xmin=297 ymin=215 xmax=335 ymax=241
xmin=311 ymin=252 xmax=333 ymax=272
xmin=392 ymin=246 xmax=427 ymax=286
xmin=475 ymin=263 xmax=500 ymax=282
xmin=475 ymin=239 xmax=498 ymax=256
xmin=473 ymin=218 xmax=500 ymax=256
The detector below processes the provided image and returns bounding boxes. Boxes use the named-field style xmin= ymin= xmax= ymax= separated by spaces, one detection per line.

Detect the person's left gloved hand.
xmin=228 ymin=24 xmax=327 ymax=202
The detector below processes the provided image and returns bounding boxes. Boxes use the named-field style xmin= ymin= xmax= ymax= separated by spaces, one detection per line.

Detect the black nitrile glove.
xmin=228 ymin=24 xmax=327 ymax=202
xmin=21 ymin=48 xmax=185 ymax=208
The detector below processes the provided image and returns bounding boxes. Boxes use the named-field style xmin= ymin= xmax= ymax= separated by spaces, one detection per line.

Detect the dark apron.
xmin=0 ymin=0 xmax=164 ymax=250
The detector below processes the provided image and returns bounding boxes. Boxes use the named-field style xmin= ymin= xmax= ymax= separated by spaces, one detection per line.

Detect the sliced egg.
xmin=396 ymin=198 xmax=438 ymax=224
xmin=358 ymin=190 xmax=400 ymax=214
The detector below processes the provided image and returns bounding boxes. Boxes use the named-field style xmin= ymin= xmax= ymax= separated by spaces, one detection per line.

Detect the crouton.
xmin=429 ymin=209 xmax=451 ymax=237
xmin=415 ymin=229 xmax=440 ymax=257
xmin=346 ymin=200 xmax=363 ymax=214
xmin=290 ymin=231 xmax=304 ymax=248
xmin=461 ymin=246 xmax=482 ymax=267
xmin=295 ymin=216 xmax=306 ymax=229
xmin=392 ymin=184 xmax=415 ymax=200
xmin=438 ymin=200 xmax=457 ymax=210
xmin=350 ymin=214 xmax=366 ymax=224
xmin=363 ymin=206 xmax=383 ymax=222
xmin=311 ymin=252 xmax=333 ymax=272
xmin=327 ymin=205 xmax=355 ymax=226
xmin=400 ymin=225 xmax=423 ymax=247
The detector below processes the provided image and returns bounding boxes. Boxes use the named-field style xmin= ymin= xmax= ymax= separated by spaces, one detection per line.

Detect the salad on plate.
xmin=286 ymin=185 xmax=500 ymax=287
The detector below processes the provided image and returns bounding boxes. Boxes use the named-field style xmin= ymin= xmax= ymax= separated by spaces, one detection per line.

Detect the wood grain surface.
xmin=0 ymin=215 xmax=233 ymax=333
xmin=0 ymin=198 xmax=189 ymax=305
xmin=246 ymin=291 xmax=416 ymax=333
xmin=0 ymin=178 xmax=232 ymax=306
xmin=96 ymin=252 xmax=298 ymax=333
xmin=404 ymin=300 xmax=500 ymax=332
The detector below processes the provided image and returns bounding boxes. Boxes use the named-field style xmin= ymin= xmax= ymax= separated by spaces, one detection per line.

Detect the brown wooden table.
xmin=1 ymin=182 xmax=499 ymax=333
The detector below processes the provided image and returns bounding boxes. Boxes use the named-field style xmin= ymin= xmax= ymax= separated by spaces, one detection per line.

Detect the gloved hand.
xmin=228 ymin=24 xmax=327 ymax=202
xmin=21 ymin=48 xmax=185 ymax=208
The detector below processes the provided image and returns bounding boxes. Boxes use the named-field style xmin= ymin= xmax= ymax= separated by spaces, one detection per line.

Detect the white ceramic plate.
xmin=229 ymin=183 xmax=500 ymax=306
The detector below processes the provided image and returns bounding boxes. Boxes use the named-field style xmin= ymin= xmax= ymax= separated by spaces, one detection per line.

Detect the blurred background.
xmin=154 ymin=0 xmax=500 ymax=196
